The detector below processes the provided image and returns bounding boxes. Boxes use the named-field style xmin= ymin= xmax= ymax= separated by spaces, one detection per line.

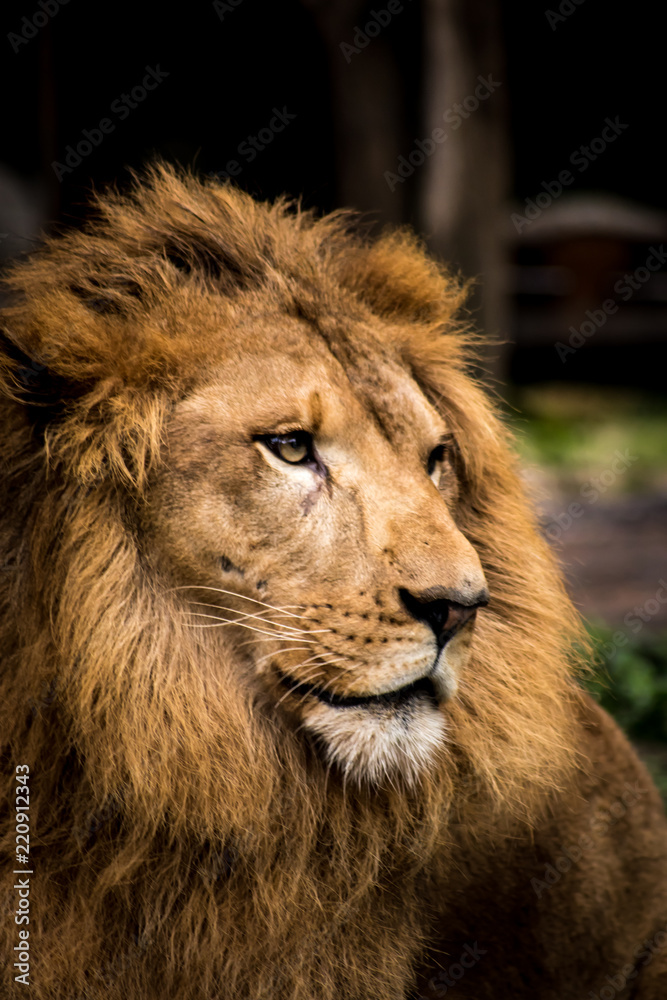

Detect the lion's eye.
xmin=263 ymin=431 xmax=313 ymax=465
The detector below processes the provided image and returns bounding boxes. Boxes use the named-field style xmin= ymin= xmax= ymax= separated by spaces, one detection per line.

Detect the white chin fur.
xmin=302 ymin=697 xmax=447 ymax=788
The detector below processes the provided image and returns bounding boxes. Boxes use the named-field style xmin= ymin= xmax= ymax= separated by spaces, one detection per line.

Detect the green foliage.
xmin=584 ymin=624 xmax=667 ymax=799
xmin=506 ymin=385 xmax=667 ymax=493
xmin=586 ymin=624 xmax=667 ymax=739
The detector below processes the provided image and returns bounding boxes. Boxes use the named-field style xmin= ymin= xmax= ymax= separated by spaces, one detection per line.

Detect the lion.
xmin=1 ymin=164 xmax=666 ymax=1000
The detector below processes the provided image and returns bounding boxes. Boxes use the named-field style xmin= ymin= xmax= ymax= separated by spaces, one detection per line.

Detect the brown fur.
xmin=1 ymin=164 xmax=666 ymax=999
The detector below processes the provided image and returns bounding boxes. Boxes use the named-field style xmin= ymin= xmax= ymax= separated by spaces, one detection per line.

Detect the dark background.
xmin=2 ymin=0 xmax=666 ymax=383
xmin=3 ymin=2 xmax=665 ymax=209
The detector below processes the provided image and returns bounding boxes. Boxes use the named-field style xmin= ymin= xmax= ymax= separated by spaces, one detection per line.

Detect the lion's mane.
xmin=0 ymin=165 xmax=586 ymax=998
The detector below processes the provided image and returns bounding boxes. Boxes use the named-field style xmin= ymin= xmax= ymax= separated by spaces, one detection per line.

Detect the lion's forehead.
xmin=174 ymin=324 xmax=445 ymax=454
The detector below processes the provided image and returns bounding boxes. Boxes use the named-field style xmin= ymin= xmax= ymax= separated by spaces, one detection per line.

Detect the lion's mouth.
xmin=275 ymin=669 xmax=439 ymax=710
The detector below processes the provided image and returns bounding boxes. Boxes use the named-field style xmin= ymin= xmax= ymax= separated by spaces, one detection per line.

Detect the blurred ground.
xmin=549 ymin=494 xmax=667 ymax=631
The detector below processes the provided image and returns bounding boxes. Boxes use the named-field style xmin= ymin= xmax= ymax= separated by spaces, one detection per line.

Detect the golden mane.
xmin=0 ymin=164 xmax=589 ymax=998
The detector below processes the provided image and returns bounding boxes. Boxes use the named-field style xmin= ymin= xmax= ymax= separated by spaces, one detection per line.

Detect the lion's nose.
xmin=398 ymin=586 xmax=489 ymax=649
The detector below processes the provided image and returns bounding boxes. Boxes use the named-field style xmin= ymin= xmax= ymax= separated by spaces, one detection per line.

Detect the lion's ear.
xmin=0 ymin=326 xmax=161 ymax=490
xmin=0 ymin=327 xmax=87 ymax=417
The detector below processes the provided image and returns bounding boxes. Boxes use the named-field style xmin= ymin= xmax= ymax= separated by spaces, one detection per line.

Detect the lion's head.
xmin=0 ymin=165 xmax=587 ymax=998
xmin=145 ymin=290 xmax=492 ymax=786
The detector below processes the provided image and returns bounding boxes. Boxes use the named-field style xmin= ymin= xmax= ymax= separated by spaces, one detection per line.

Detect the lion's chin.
xmin=301 ymin=695 xmax=448 ymax=788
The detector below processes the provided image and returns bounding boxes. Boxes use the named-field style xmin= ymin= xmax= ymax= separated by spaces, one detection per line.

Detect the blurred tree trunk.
xmin=299 ymin=0 xmax=406 ymax=224
xmin=420 ymin=0 xmax=510 ymax=377
xmin=301 ymin=0 xmax=510 ymax=374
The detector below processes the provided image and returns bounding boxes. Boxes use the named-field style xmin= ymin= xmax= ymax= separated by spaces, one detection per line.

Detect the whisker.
xmin=170 ymin=585 xmax=308 ymax=618
xmin=238 ymin=636 xmax=318 ymax=647
xmin=275 ymin=688 xmax=296 ymax=709
xmin=285 ymin=658 xmax=345 ymax=678
xmin=296 ymin=669 xmax=343 ymax=691
xmin=183 ymin=603 xmax=313 ymax=635
xmin=184 ymin=612 xmax=251 ymax=623
xmin=184 ymin=616 xmax=320 ymax=634
xmin=184 ymin=601 xmax=314 ymax=628
xmin=181 ymin=617 xmax=290 ymax=638
xmin=270 ymin=652 xmax=347 ymax=709
xmin=273 ymin=659 xmax=347 ymax=698
xmin=255 ymin=647 xmax=315 ymax=665
xmin=184 ymin=600 xmax=311 ymax=623
xmin=296 ymin=654 xmax=344 ymax=670
xmin=274 ymin=678 xmax=330 ymax=710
